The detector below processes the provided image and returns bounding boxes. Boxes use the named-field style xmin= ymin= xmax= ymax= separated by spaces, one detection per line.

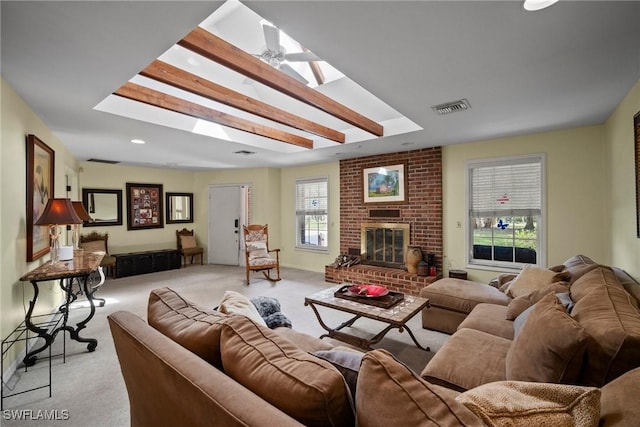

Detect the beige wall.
xmin=279 ymin=162 xmax=341 ymax=272
xmin=78 ymin=162 xmax=196 ymax=253
xmin=1 ymin=78 xmax=79 ymax=364
xmin=604 ymin=80 xmax=640 ymax=278
xmin=443 ymin=125 xmax=607 ymax=283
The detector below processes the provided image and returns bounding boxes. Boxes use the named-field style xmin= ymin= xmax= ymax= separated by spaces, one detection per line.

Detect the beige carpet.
xmin=2 ymin=265 xmax=449 ymax=426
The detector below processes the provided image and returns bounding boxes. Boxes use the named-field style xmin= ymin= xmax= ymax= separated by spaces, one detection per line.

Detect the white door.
xmin=208 ymin=185 xmax=244 ymax=265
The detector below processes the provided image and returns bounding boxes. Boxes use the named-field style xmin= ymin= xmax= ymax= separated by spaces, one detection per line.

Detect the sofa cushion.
xmin=356 ymin=349 xmax=483 ymax=427
xmin=614 ymin=267 xmax=640 ymax=305
xmin=217 ymin=290 xmax=267 ymax=327
xmin=457 ymin=303 xmax=514 ymax=340
xmin=456 ymin=381 xmax=600 ymax=427
xmin=505 ymin=281 xmax=570 ymax=319
xmin=562 ymin=254 xmax=600 ymax=284
xmin=421 ymin=328 xmax=511 ymax=391
xmin=505 ymin=265 xmax=569 ymax=298
xmin=220 ymin=315 xmax=354 ymax=427
xmin=147 ymin=287 xmax=229 ymax=368
xmin=506 ymin=293 xmax=588 ymax=384
xmin=272 ymin=327 xmax=334 ymax=353
xmin=600 ymin=367 xmax=640 ymax=427
xmin=570 ymin=267 xmax=640 ymax=386
xmin=312 ymin=350 xmax=363 ymax=404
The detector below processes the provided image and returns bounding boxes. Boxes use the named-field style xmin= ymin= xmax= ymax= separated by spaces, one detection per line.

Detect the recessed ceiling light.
xmin=131 ymin=139 xmax=146 ymax=144
xmin=523 ymin=0 xmax=559 ymax=11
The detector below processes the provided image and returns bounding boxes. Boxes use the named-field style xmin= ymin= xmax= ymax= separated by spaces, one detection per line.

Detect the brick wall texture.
xmin=338 ymin=147 xmax=443 ymax=278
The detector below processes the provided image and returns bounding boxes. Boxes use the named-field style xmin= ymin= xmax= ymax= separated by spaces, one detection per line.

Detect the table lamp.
xmin=35 ymin=198 xmax=83 ymax=263
xmin=71 ymin=201 xmax=93 ymax=249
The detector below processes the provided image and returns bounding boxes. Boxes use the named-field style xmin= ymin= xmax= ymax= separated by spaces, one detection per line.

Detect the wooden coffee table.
xmin=304 ymin=285 xmax=430 ymax=351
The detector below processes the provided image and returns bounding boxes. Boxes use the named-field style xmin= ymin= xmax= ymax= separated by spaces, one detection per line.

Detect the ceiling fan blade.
xmin=262 ymin=24 xmax=280 ymax=53
xmin=284 ymin=51 xmax=320 ymax=62
xmin=279 ymin=63 xmax=309 ymax=84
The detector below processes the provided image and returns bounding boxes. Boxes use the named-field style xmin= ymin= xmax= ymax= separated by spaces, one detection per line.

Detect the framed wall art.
xmin=126 ymin=183 xmax=164 ymax=230
xmin=363 ymin=163 xmax=406 ymax=203
xmin=26 ymin=134 xmax=55 ymax=261
xmin=635 ymin=111 xmax=640 ymax=238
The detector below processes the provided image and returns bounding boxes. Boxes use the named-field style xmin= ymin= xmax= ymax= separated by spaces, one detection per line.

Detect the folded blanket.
xmin=250 ymin=296 xmax=292 ymax=329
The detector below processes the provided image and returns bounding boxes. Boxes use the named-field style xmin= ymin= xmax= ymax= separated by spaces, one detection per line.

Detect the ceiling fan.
xmin=255 ymin=24 xmax=322 ymax=85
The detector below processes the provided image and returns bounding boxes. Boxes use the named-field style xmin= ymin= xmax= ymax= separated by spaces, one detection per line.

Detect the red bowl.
xmin=347 ymin=284 xmax=389 ymax=298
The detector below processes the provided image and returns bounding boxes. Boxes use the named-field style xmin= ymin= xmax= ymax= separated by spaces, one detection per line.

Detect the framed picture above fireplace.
xmin=363 ymin=163 xmax=406 ymax=203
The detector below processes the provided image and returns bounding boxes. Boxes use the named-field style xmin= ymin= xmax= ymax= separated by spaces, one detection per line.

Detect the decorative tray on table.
xmin=334 ymin=284 xmax=404 ymax=309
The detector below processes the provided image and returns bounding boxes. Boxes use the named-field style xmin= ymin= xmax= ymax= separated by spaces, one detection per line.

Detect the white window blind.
xmin=295 ymin=178 xmax=328 ymax=250
xmin=296 ymin=179 xmax=327 ymax=216
xmin=470 ymin=158 xmax=542 ymax=217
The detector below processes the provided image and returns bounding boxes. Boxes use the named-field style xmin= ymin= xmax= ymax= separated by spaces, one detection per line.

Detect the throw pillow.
xmin=180 ymin=235 xmax=197 ymax=249
xmin=512 ymin=304 xmax=535 ymax=338
xmin=506 ymin=293 xmax=588 ymax=384
xmin=505 ymin=281 xmax=570 ymax=320
xmin=456 ymin=381 xmax=601 ymax=427
xmin=246 ymin=240 xmax=269 ymax=259
xmin=220 ymin=316 xmax=354 ymax=427
xmin=312 ymin=350 xmax=363 ymax=404
xmin=218 ymin=290 xmax=267 ymax=327
xmin=555 ymin=292 xmax=575 ymax=312
xmin=356 ymin=349 xmax=484 ymax=427
xmin=147 ymin=287 xmax=229 ymax=368
xmin=505 ymin=265 xmax=569 ymax=298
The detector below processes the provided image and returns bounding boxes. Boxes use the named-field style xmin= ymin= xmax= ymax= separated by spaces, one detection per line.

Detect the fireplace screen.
xmin=361 ymin=223 xmax=410 ymax=268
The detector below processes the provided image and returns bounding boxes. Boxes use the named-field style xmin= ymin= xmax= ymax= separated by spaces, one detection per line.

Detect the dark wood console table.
xmin=113 ymin=249 xmax=180 ymax=278
xmin=18 ymin=252 xmax=104 ymax=366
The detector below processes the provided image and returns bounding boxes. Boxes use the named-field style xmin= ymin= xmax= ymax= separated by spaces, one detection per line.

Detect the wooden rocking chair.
xmin=243 ymin=224 xmax=281 ymax=285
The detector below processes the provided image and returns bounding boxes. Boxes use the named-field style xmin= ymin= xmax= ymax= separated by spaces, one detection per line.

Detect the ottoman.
xmin=420 ymin=278 xmax=511 ymax=334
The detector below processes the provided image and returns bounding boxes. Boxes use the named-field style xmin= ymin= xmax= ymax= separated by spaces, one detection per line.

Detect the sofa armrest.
xmin=108 ymin=311 xmax=304 ymax=427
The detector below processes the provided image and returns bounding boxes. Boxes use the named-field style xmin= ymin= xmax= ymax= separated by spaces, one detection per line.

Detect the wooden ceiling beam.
xmin=114 ymin=82 xmax=313 ymax=149
xmin=178 ymin=27 xmax=384 ymax=137
xmin=140 ymin=60 xmax=344 ymax=143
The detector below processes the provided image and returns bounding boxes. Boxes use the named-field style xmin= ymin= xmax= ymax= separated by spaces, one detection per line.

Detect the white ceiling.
xmin=2 ymin=1 xmax=640 ymax=170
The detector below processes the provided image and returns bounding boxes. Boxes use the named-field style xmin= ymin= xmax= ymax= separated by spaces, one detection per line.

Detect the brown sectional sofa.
xmin=420 ymin=255 xmax=640 ymax=394
xmin=108 ymin=285 xmax=640 ymax=426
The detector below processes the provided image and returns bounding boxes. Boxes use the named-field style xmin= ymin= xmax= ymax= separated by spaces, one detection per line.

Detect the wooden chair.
xmin=79 ymin=231 xmax=116 ymax=278
xmin=243 ymin=224 xmax=281 ymax=285
xmin=176 ymin=228 xmax=204 ymax=267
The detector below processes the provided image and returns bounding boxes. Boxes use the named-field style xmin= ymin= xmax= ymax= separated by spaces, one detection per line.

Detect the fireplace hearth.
xmin=360 ymin=223 xmax=410 ymax=269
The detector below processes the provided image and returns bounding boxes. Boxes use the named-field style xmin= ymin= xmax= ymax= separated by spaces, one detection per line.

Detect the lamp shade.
xmin=35 ymin=198 xmax=83 ymax=225
xmin=72 ymin=201 xmax=93 ymax=222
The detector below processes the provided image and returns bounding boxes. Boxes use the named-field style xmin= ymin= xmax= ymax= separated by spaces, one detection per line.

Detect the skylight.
xmin=94 ymin=0 xmax=421 ymax=153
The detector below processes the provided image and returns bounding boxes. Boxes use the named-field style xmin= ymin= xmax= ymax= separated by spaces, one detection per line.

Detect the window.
xmin=467 ymin=154 xmax=544 ymax=269
xmin=296 ymin=178 xmax=328 ymax=251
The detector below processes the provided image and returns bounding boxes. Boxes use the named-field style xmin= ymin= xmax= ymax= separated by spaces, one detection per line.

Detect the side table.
xmin=18 ymin=252 xmax=104 ymax=366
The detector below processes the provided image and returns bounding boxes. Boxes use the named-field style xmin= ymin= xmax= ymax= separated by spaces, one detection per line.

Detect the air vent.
xmin=432 ymin=99 xmax=471 ymax=115
xmin=234 ymin=150 xmax=256 ymax=155
xmin=87 ymin=158 xmax=120 ymax=164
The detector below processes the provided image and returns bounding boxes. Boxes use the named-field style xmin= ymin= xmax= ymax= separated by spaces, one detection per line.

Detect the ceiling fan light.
xmin=523 ymin=0 xmax=559 ymax=11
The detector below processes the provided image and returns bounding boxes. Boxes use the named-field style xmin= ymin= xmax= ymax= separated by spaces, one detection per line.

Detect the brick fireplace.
xmin=325 ymin=147 xmax=443 ymax=296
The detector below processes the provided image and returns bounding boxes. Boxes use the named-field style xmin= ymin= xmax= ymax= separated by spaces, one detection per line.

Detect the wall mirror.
xmin=166 ymin=192 xmax=194 ymax=224
xmin=82 ymin=188 xmax=123 ymax=227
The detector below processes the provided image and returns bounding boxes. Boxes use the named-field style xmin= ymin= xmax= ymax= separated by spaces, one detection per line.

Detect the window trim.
xmin=465 ymin=153 xmax=546 ymax=270
xmin=295 ymin=176 xmax=329 ymax=253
